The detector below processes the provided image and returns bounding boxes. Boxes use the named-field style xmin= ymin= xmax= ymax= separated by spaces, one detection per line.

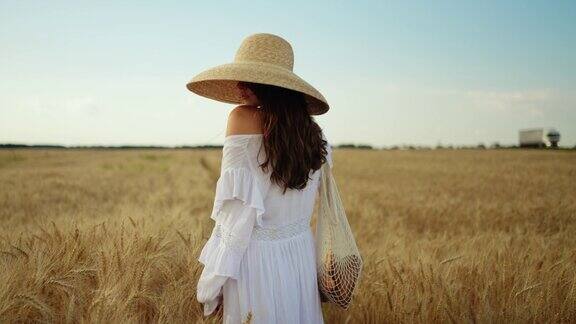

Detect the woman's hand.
xmin=204 ymin=294 xmax=223 ymax=319
xmin=213 ymin=295 xmax=223 ymax=315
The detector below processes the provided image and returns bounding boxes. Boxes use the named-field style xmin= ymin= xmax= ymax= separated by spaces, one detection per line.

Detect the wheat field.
xmin=0 ymin=148 xmax=574 ymax=323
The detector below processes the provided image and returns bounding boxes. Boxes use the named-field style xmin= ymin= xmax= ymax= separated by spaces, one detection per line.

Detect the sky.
xmin=1 ymin=0 xmax=575 ymax=148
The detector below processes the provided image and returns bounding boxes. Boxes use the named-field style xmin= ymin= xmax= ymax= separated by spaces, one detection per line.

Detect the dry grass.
xmin=0 ymin=148 xmax=575 ymax=323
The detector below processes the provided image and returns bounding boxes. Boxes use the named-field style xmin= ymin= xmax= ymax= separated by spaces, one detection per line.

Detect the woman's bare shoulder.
xmin=226 ymin=105 xmax=263 ymax=136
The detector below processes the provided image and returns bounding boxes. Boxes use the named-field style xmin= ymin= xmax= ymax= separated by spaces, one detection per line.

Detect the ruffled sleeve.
xmin=196 ymin=135 xmax=267 ymax=316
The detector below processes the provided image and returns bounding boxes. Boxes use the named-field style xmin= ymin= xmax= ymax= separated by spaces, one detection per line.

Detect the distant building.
xmin=519 ymin=128 xmax=560 ymax=148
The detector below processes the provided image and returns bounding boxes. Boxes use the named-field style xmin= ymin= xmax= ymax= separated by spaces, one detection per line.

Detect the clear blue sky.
xmin=1 ymin=0 xmax=575 ymax=147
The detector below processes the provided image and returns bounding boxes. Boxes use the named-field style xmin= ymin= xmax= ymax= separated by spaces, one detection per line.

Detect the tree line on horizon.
xmin=1 ymin=143 xmax=575 ymax=150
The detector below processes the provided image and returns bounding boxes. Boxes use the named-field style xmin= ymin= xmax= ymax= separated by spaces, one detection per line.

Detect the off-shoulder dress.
xmin=196 ymin=133 xmax=333 ymax=324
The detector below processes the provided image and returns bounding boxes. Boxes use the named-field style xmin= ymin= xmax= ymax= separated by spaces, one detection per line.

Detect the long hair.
xmin=238 ymin=81 xmax=328 ymax=194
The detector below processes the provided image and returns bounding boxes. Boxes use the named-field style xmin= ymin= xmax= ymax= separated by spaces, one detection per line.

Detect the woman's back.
xmin=220 ymin=105 xmax=331 ymax=226
xmin=232 ymin=134 xmax=324 ymax=228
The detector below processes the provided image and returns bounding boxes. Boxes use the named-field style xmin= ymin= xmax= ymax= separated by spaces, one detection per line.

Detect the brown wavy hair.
xmin=238 ymin=81 xmax=329 ymax=194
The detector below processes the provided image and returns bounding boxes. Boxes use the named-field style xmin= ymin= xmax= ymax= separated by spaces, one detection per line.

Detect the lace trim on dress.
xmin=198 ymin=201 xmax=258 ymax=279
xmin=198 ymin=231 xmax=246 ymax=279
xmin=213 ymin=220 xmax=252 ymax=251
xmin=215 ymin=216 xmax=311 ymax=241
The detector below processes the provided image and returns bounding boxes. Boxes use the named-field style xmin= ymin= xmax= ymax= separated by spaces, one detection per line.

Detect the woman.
xmin=186 ymin=33 xmax=333 ymax=323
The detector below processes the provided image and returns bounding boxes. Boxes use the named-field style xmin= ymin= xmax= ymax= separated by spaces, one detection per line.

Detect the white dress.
xmin=196 ymin=133 xmax=333 ymax=324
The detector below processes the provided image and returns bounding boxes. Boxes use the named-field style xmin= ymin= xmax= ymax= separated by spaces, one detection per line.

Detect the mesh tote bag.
xmin=316 ymin=160 xmax=363 ymax=309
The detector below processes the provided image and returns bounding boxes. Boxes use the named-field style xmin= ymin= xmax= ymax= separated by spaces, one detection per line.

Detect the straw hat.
xmin=186 ymin=33 xmax=329 ymax=115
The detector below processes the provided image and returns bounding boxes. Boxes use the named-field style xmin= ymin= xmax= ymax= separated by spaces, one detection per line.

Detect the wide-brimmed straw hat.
xmin=186 ymin=33 xmax=329 ymax=115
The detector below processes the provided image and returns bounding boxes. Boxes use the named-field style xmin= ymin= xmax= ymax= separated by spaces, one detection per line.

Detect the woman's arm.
xmin=196 ymin=108 xmax=266 ymax=316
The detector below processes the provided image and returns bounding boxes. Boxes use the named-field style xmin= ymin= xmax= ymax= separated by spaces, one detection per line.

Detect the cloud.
xmin=62 ymin=97 xmax=99 ymax=114
xmin=369 ymin=83 xmax=572 ymax=118
xmin=462 ymin=89 xmax=558 ymax=117
xmin=19 ymin=96 xmax=100 ymax=116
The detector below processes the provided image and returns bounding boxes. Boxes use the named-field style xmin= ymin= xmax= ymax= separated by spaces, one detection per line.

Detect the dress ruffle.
xmin=198 ymin=229 xmax=244 ymax=279
xmin=210 ymin=166 xmax=266 ymax=227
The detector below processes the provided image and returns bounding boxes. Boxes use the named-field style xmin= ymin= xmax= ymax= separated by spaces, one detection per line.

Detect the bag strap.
xmin=319 ymin=161 xmax=341 ymax=226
